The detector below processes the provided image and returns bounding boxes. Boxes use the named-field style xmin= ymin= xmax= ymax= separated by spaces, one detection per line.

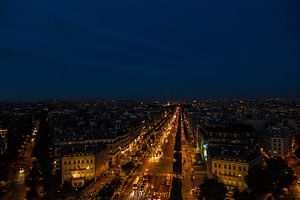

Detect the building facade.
xmin=211 ymin=154 xmax=261 ymax=191
xmin=261 ymin=126 xmax=293 ymax=158
xmin=60 ymin=145 xmax=109 ymax=187
xmin=0 ymin=129 xmax=7 ymax=155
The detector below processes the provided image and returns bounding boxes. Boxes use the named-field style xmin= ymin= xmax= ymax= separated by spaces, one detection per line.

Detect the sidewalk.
xmin=181 ymin=120 xmax=197 ymax=200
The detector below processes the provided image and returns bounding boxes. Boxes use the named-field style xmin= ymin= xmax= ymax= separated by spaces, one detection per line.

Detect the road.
xmin=2 ymin=124 xmax=38 ymax=200
xmin=181 ymin=117 xmax=207 ymax=200
xmin=121 ymin=108 xmax=180 ymax=200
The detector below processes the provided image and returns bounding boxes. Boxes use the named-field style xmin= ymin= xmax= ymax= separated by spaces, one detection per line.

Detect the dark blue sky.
xmin=0 ymin=0 xmax=300 ymax=100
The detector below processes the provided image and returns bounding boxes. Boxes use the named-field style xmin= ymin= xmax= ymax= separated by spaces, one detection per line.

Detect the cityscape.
xmin=1 ymin=0 xmax=300 ymax=200
xmin=0 ymin=100 xmax=300 ymax=200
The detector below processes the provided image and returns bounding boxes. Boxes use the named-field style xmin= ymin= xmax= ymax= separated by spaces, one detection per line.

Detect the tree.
xmin=245 ymin=157 xmax=297 ymax=198
xmin=26 ymin=188 xmax=39 ymax=200
xmin=245 ymin=165 xmax=272 ymax=194
xmin=121 ymin=161 xmax=134 ymax=175
xmin=295 ymin=148 xmax=300 ymax=159
xmin=61 ymin=181 xmax=73 ymax=193
xmin=199 ymin=178 xmax=227 ymax=200
xmin=233 ymin=188 xmax=253 ymax=200
xmin=170 ymin=177 xmax=183 ymax=200
xmin=98 ymin=177 xmax=121 ymax=199
xmin=150 ymin=135 xmax=155 ymax=142
xmin=266 ymin=157 xmax=296 ymax=197
xmin=142 ymin=144 xmax=147 ymax=152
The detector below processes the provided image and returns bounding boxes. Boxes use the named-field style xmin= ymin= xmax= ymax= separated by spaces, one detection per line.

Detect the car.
xmin=19 ymin=167 xmax=25 ymax=173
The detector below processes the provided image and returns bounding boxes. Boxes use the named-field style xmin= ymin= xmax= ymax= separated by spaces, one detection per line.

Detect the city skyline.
xmin=1 ymin=0 xmax=300 ymax=100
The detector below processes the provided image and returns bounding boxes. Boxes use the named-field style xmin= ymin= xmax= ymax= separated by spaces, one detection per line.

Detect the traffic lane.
xmin=2 ymin=140 xmax=34 ymax=200
xmin=125 ymin=115 xmax=178 ymax=199
xmin=125 ymin=146 xmax=173 ymax=199
xmin=125 ymin=158 xmax=157 ymax=199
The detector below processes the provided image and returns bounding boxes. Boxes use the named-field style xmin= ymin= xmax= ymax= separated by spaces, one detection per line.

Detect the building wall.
xmin=0 ymin=129 xmax=8 ymax=155
xmin=270 ymin=136 xmax=292 ymax=158
xmin=61 ymin=154 xmax=96 ymax=187
xmin=211 ymin=155 xmax=261 ymax=191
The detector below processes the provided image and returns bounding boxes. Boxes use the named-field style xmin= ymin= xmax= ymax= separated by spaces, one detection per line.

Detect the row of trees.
xmin=173 ymin=114 xmax=182 ymax=174
xmin=0 ymin=116 xmax=33 ymax=164
xmin=182 ymin=111 xmax=189 ymax=141
xmin=199 ymin=178 xmax=227 ymax=200
xmin=170 ymin=177 xmax=183 ymax=200
xmin=121 ymin=161 xmax=134 ymax=175
xmin=97 ymin=177 xmax=122 ymax=200
xmin=170 ymin=114 xmax=183 ymax=199
xmin=29 ymin=112 xmax=58 ymax=199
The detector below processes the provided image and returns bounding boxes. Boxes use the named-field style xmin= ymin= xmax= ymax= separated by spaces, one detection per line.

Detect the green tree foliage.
xmin=199 ymin=178 xmax=227 ymax=200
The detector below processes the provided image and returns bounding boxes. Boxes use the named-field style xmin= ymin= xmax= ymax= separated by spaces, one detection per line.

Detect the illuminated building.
xmin=261 ymin=126 xmax=293 ymax=158
xmin=0 ymin=128 xmax=7 ymax=155
xmin=60 ymin=145 xmax=109 ymax=187
xmin=211 ymin=153 xmax=261 ymax=191
xmin=205 ymin=123 xmax=261 ymax=191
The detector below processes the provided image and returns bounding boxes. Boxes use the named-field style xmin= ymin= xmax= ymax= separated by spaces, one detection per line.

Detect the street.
xmin=2 ymin=124 xmax=38 ymax=200
xmin=122 ymin=109 xmax=180 ymax=200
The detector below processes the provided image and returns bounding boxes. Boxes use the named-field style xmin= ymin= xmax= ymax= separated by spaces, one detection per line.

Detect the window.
xmin=219 ymin=164 xmax=221 ymax=168
xmin=74 ymin=161 xmax=76 ymax=164
xmin=64 ymin=161 xmax=67 ymax=165
xmin=82 ymin=160 xmax=84 ymax=164
xmin=224 ymin=164 xmax=227 ymax=169
xmin=229 ymin=165 xmax=231 ymax=169
xmin=91 ymin=160 xmax=93 ymax=163
xmin=87 ymin=160 xmax=89 ymax=164
xmin=239 ymin=166 xmax=242 ymax=171
xmin=214 ymin=170 xmax=217 ymax=174
xmin=68 ymin=161 xmax=71 ymax=164
xmin=78 ymin=160 xmax=80 ymax=164
xmin=214 ymin=163 xmax=217 ymax=168
xmin=233 ymin=166 xmax=235 ymax=170
xmin=243 ymin=167 xmax=246 ymax=172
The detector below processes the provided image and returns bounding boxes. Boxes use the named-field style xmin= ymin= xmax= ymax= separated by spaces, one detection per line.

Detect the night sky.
xmin=0 ymin=0 xmax=300 ymax=100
